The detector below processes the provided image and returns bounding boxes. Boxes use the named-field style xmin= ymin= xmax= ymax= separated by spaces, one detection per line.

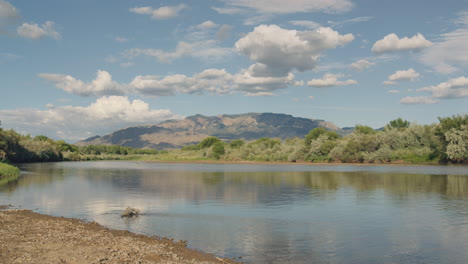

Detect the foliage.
xmin=388 ymin=118 xmax=410 ymax=130
xmin=1 ymin=114 xmax=467 ymax=164
xmin=199 ymin=137 xmax=222 ymax=149
xmin=445 ymin=125 xmax=468 ymax=163
xmin=435 ymin=114 xmax=468 ymax=161
xmin=305 ymin=128 xmax=340 ymax=146
xmin=210 ymin=142 xmax=226 ymax=160
xmin=0 ymin=162 xmax=20 ymax=178
xmin=354 ymin=125 xmax=376 ymax=135
xmin=229 ymin=139 xmax=245 ymax=149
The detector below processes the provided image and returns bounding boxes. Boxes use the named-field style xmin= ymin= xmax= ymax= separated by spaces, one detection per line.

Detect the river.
xmin=1 ymin=161 xmax=467 ymax=264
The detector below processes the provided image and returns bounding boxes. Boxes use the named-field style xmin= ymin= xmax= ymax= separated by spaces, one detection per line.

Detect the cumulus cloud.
xmin=217 ymin=0 xmax=353 ymax=14
xmin=17 ymin=21 xmax=60 ymax=39
xmin=196 ymin=20 xmax=218 ymax=29
xmin=289 ymin=20 xmax=321 ymax=29
xmin=38 ymin=70 xmax=124 ymax=97
xmin=0 ymin=0 xmax=20 ymax=33
xmin=349 ymin=59 xmax=374 ymax=71
xmin=420 ymin=12 xmax=468 ymax=73
xmin=0 ymin=96 xmax=182 ymax=141
xmin=307 ymin=73 xmax=357 ymax=87
xmin=40 ymin=68 xmax=298 ymax=97
xmin=383 ymin=68 xmax=420 ymax=85
xmin=129 ymin=4 xmax=187 ymax=20
xmin=400 ymin=96 xmax=438 ymax=105
xmin=235 ymin=25 xmax=354 ymax=77
xmin=417 ymin=76 xmax=468 ymax=99
xmin=372 ymin=33 xmax=432 ymax=53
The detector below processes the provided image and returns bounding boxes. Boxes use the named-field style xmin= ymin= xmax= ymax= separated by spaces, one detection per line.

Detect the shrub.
xmin=211 ymin=142 xmax=225 ymax=160
xmin=199 ymin=137 xmax=222 ymax=149
xmin=229 ymin=139 xmax=245 ymax=148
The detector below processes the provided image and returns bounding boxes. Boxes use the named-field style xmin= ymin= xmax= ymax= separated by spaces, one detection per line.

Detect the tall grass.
xmin=0 ymin=163 xmax=20 ymax=186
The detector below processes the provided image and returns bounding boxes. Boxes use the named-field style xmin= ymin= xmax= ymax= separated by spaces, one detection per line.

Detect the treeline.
xmin=0 ymin=129 xmax=159 ymax=163
xmin=1 ymin=114 xmax=466 ymax=165
xmin=181 ymin=115 xmax=468 ymax=164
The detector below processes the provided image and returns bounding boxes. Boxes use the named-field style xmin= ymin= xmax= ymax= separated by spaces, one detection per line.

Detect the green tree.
xmin=199 ymin=137 xmax=222 ymax=149
xmin=435 ymin=114 xmax=468 ymax=161
xmin=211 ymin=142 xmax=225 ymax=160
xmin=445 ymin=125 xmax=468 ymax=163
xmin=305 ymin=128 xmax=340 ymax=146
xmin=354 ymin=125 xmax=376 ymax=135
xmin=229 ymin=139 xmax=245 ymax=148
xmin=34 ymin=135 xmax=49 ymax=141
xmin=388 ymin=118 xmax=410 ymax=130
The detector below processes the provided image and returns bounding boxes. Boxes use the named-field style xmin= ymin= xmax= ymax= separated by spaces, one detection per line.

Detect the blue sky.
xmin=1 ymin=0 xmax=467 ymax=142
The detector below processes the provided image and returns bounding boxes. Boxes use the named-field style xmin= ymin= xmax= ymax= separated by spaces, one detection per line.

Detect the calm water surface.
xmin=1 ymin=161 xmax=467 ymax=264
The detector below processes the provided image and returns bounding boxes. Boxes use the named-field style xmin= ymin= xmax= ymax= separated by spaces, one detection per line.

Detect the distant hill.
xmin=75 ymin=113 xmax=343 ymax=149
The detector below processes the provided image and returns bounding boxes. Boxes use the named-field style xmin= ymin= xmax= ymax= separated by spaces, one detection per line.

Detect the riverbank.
xmin=0 ymin=209 xmax=239 ymax=264
xmin=0 ymin=163 xmax=20 ymax=186
xmin=141 ymin=159 xmax=446 ymax=166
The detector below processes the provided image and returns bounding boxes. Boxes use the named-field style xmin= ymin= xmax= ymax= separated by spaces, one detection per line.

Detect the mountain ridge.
xmin=76 ymin=112 xmax=343 ymax=149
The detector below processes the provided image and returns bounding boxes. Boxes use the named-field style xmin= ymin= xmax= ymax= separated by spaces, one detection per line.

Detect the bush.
xmin=229 ymin=139 xmax=245 ymax=148
xmin=211 ymin=142 xmax=225 ymax=160
xmin=199 ymin=137 xmax=222 ymax=149
xmin=0 ymin=162 xmax=20 ymax=178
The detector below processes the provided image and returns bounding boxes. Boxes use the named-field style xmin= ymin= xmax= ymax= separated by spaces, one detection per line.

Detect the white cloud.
xmin=328 ymin=16 xmax=373 ymax=27
xmin=233 ymin=65 xmax=296 ymax=93
xmin=387 ymin=90 xmax=400 ymax=94
xmin=349 ymin=59 xmax=374 ymax=71
xmin=39 ymin=70 xmax=124 ymax=97
xmin=0 ymin=0 xmax=20 ymax=33
xmin=383 ymin=68 xmax=420 ymax=85
xmin=420 ymin=12 xmax=468 ymax=74
xmin=235 ymin=25 xmax=354 ymax=77
xmin=400 ymin=96 xmax=438 ymax=104
xmin=196 ymin=20 xmax=218 ymax=29
xmin=417 ymin=76 xmax=468 ymax=99
xmin=40 ymin=67 xmax=297 ymax=97
xmin=307 ymin=73 xmax=357 ymax=87
xmin=0 ymin=96 xmax=182 ymax=141
xmin=129 ymin=4 xmax=187 ymax=20
xmin=289 ymin=20 xmax=321 ymax=29
xmin=17 ymin=21 xmax=60 ymax=40
xmin=211 ymin=6 xmax=245 ymax=15
xmin=243 ymin=15 xmax=271 ymax=26
xmin=218 ymin=0 xmax=353 ymax=14
xmin=372 ymin=33 xmax=432 ymax=53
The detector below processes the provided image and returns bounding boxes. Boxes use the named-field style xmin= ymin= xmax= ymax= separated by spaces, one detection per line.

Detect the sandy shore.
xmin=0 ymin=209 xmax=240 ymax=264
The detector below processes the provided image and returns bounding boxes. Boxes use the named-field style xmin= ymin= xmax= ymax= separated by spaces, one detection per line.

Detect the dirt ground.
xmin=0 ymin=209 xmax=241 ymax=264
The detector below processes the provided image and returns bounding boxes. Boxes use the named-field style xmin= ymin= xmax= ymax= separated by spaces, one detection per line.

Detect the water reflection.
xmin=1 ymin=161 xmax=467 ymax=264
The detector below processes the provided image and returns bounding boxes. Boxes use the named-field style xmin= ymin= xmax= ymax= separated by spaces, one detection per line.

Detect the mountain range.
xmin=75 ymin=113 xmax=343 ymax=149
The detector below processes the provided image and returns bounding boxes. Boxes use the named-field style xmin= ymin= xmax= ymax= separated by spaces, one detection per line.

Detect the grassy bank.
xmin=0 ymin=163 xmax=20 ymax=186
